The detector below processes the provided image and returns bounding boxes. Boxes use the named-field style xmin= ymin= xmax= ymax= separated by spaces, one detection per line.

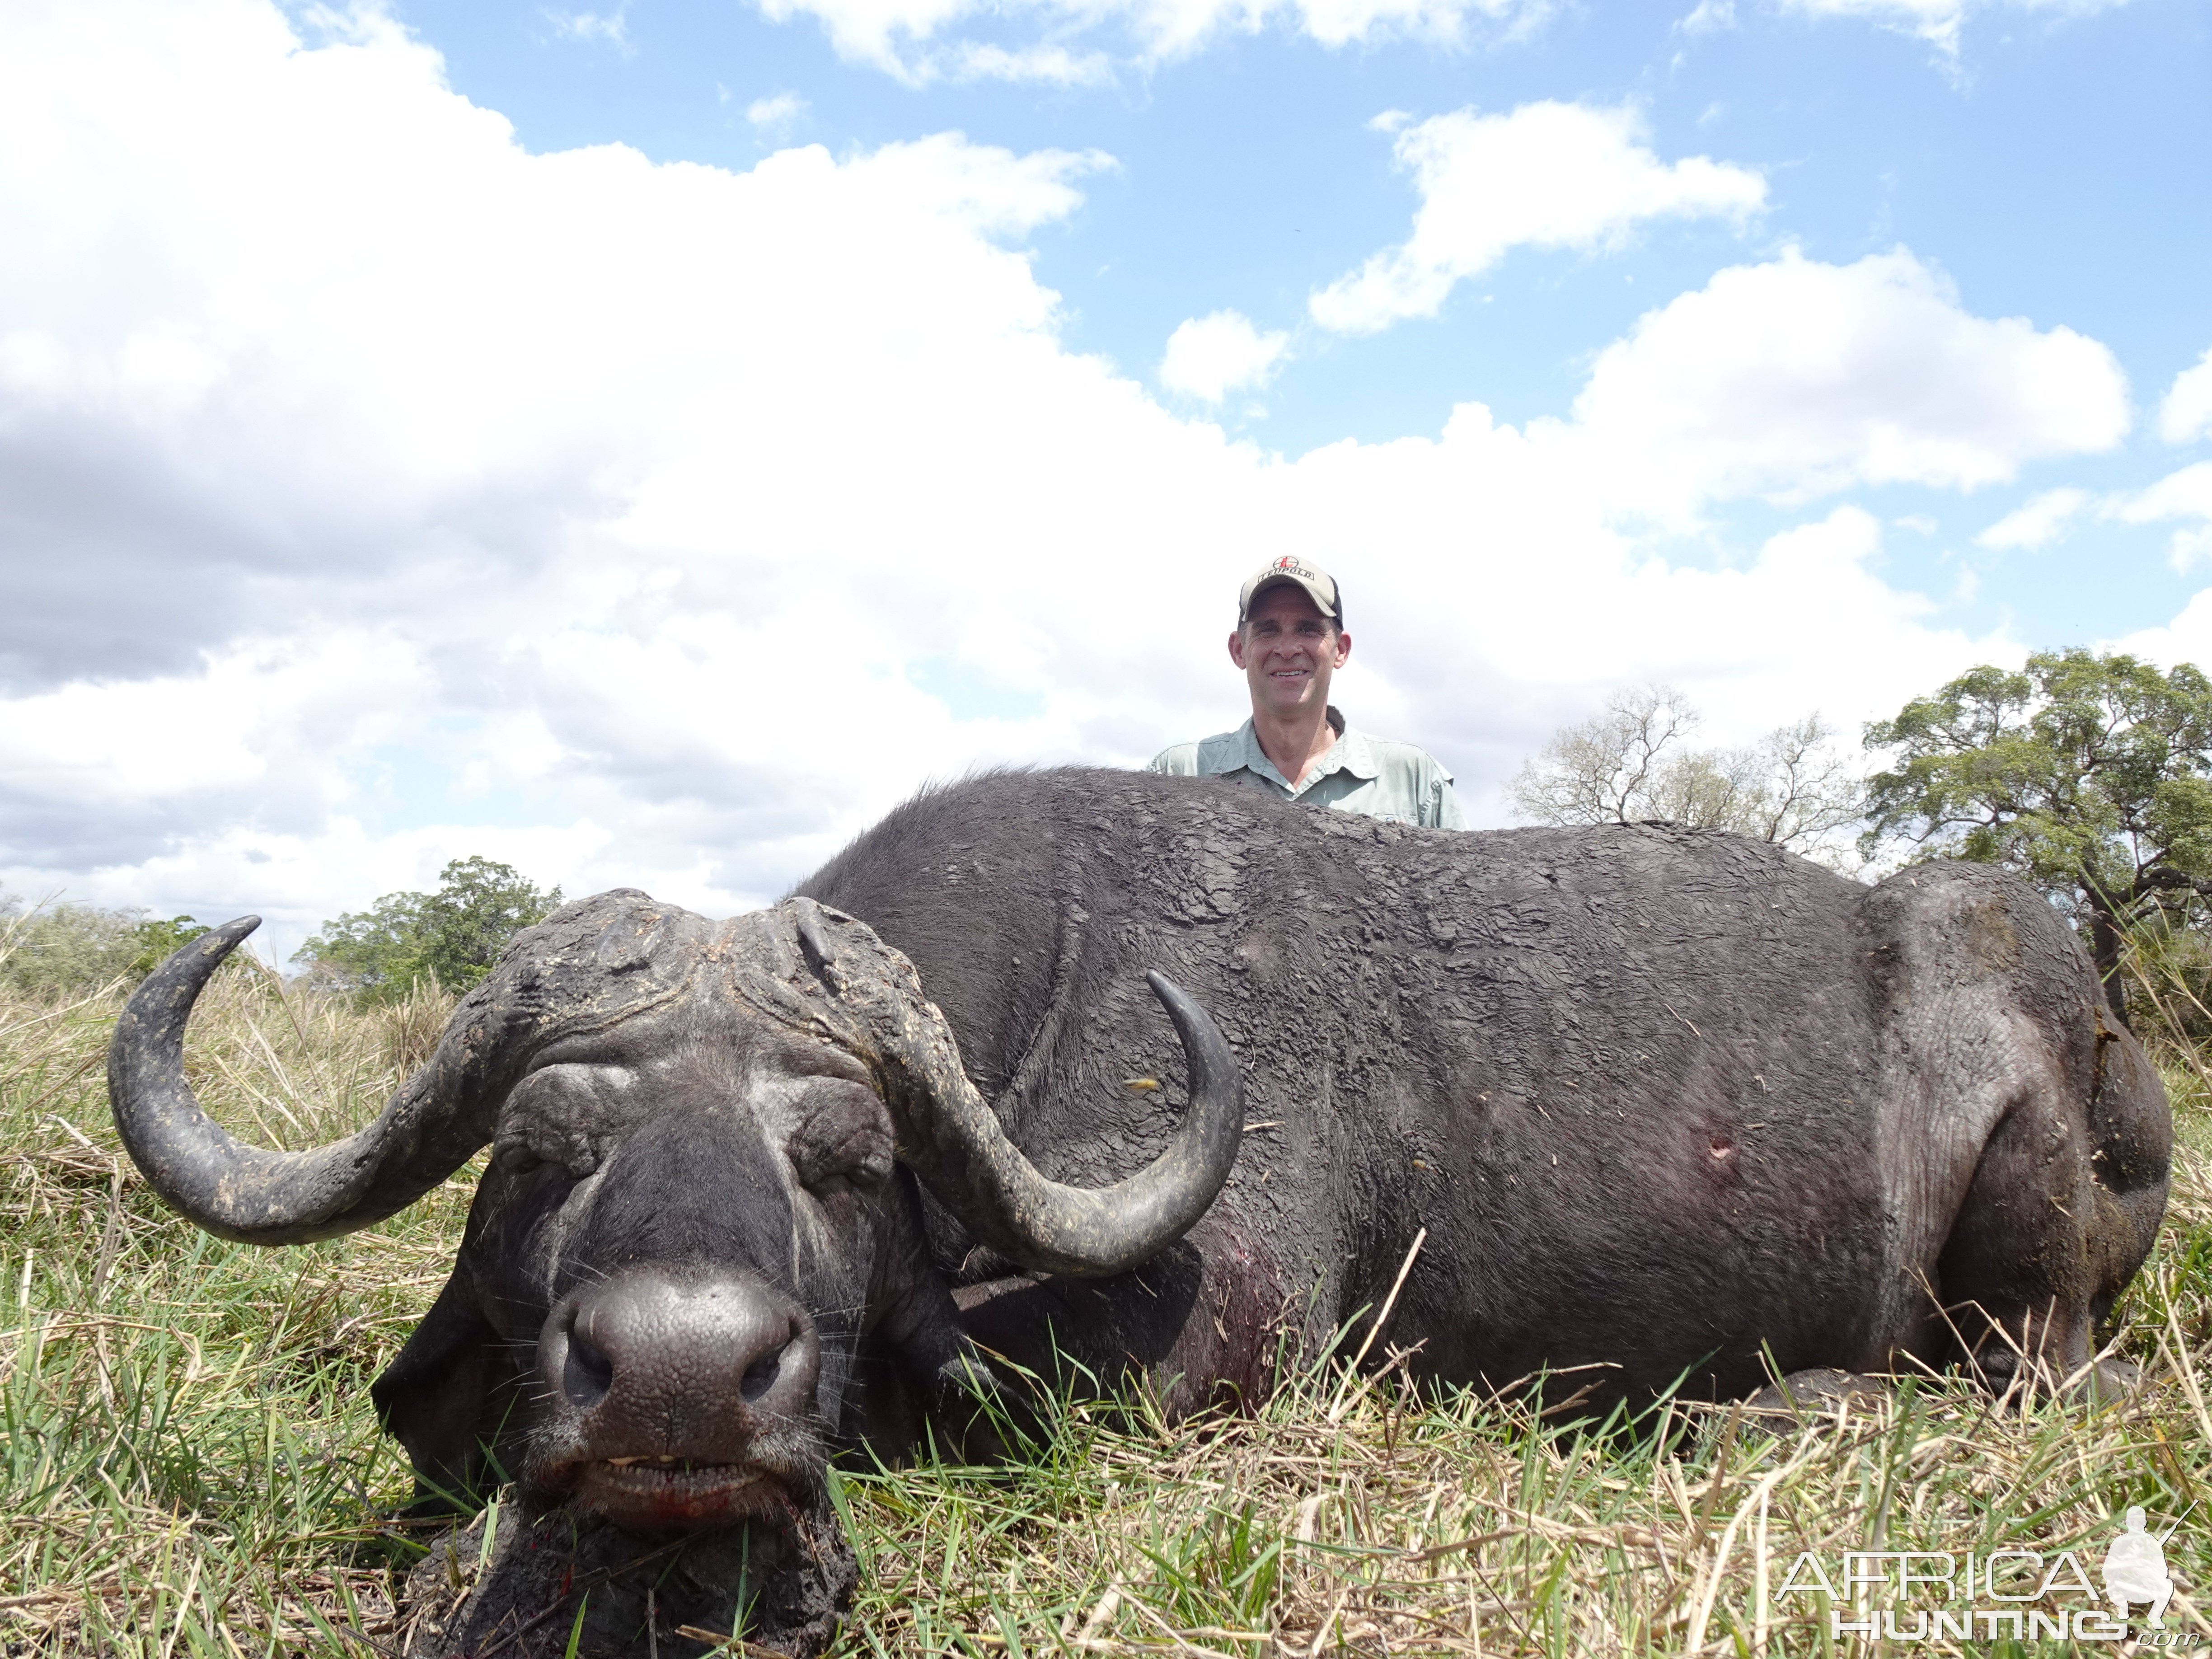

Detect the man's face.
xmin=1228 ymin=583 xmax=1351 ymax=720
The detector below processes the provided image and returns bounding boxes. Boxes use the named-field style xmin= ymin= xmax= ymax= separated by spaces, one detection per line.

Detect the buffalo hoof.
xmin=2072 ymin=1355 xmax=2142 ymax=1405
xmin=1968 ymin=1351 xmax=2145 ymax=1409
xmin=402 ymin=1495 xmax=857 ymax=1658
xmin=1736 ymin=1368 xmax=1890 ymax=1425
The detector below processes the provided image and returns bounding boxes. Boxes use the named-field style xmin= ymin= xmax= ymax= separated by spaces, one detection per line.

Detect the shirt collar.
xmin=1215 ymin=707 xmax=1378 ymax=790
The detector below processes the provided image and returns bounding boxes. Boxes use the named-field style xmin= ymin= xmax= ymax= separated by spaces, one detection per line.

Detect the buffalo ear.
xmin=370 ymin=1269 xmax=526 ymax=1517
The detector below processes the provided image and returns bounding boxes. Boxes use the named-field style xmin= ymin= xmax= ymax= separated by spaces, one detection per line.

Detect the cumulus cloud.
xmin=840 ymin=131 xmax=1115 ymax=235
xmin=1547 ymin=247 xmax=2130 ymax=516
xmin=1159 ymin=311 xmax=1291 ymax=404
xmin=2110 ymin=462 xmax=2212 ymax=573
xmin=755 ymin=0 xmax=1551 ymax=80
xmin=1310 ymin=102 xmax=1766 ymax=335
xmin=2160 ymin=347 xmax=2212 ymax=446
xmin=0 ymin=0 xmax=2110 ymax=956
xmin=1975 ymin=487 xmax=2088 ymax=550
xmin=0 ymin=2 xmax=1109 ymax=696
xmin=2121 ymin=585 xmax=2212 ymax=676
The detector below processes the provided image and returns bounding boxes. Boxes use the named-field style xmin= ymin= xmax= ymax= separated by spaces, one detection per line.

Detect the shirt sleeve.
xmin=1429 ymin=772 xmax=1469 ymax=830
xmin=1147 ymin=743 xmax=1203 ymax=776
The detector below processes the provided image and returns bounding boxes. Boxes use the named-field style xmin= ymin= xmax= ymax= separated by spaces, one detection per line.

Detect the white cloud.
xmin=2110 ymin=462 xmax=2212 ymax=573
xmin=1975 ymin=486 xmax=2088 ymax=550
xmin=1677 ymin=0 xmax=1736 ymax=31
xmin=2119 ymin=586 xmax=2212 ymax=675
xmin=1546 ymin=247 xmax=2130 ymax=516
xmin=836 ymin=130 xmax=1115 ymax=237
xmin=745 ymin=91 xmax=808 ymax=128
xmin=1310 ymin=102 xmax=1766 ymax=335
xmin=1159 ymin=311 xmax=1291 ymax=404
xmin=2160 ymin=347 xmax=2212 ymax=446
xmin=753 ymin=0 xmax=1551 ymax=80
xmin=0 ymin=0 xmax=2112 ymax=956
xmin=2124 ymin=462 xmax=2212 ymax=522
xmin=949 ymin=42 xmax=1115 ymax=83
xmin=1779 ymin=0 xmax=2126 ymax=57
xmin=545 ymin=4 xmax=632 ymax=48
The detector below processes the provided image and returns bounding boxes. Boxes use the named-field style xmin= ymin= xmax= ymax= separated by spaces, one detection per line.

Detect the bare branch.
xmin=1510 ymin=692 xmax=1866 ymax=872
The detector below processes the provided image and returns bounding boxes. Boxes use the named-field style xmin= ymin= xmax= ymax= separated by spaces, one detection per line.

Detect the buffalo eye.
xmin=494 ymin=1137 xmax=546 ymax=1176
xmin=785 ymin=1078 xmax=895 ymax=1199
xmin=492 ymin=1124 xmax=601 ymax=1180
xmin=496 ymin=1064 xmax=624 ymax=1178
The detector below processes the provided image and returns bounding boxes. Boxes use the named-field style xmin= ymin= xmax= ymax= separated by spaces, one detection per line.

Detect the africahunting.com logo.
xmin=1775 ymin=1506 xmax=2198 ymax=1645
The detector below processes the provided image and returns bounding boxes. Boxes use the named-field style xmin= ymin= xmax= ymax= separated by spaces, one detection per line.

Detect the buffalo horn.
xmin=790 ymin=901 xmax=1243 ymax=1278
xmin=106 ymin=918 xmax=482 ymax=1245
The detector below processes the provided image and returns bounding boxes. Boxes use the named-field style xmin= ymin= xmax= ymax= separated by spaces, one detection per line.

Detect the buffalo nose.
xmin=548 ymin=1272 xmax=821 ymax=1439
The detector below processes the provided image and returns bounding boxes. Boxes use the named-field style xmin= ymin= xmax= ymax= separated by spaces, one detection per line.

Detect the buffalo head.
xmin=107 ymin=890 xmax=1241 ymax=1645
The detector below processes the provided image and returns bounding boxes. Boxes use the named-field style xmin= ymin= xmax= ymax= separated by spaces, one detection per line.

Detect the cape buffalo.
xmin=108 ymin=769 xmax=2171 ymax=1655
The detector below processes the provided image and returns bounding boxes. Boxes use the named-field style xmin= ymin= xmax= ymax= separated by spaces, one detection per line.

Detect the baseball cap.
xmin=1238 ymin=556 xmax=1342 ymax=627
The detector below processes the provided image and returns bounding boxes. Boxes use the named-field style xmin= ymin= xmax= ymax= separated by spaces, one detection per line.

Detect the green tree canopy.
xmin=127 ymin=915 xmax=212 ymax=978
xmin=1861 ymin=648 xmax=2212 ymax=989
xmin=293 ymin=856 xmax=563 ymax=1002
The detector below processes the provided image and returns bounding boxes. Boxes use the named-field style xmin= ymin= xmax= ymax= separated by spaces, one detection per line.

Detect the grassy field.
xmin=2 ymin=954 xmax=2209 ymax=1656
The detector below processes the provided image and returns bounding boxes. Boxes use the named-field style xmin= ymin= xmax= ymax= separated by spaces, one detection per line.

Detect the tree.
xmin=128 ymin=915 xmax=211 ymax=978
xmin=294 ymin=857 xmax=563 ymax=1002
xmin=1861 ymin=648 xmax=2212 ymax=994
xmin=1509 ymin=685 xmax=1866 ymax=865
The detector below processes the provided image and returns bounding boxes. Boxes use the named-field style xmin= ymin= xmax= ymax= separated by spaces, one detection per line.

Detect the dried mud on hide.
xmin=400 ymin=1498 xmax=856 ymax=1658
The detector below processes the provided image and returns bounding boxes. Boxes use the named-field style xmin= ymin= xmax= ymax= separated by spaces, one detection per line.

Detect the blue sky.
xmin=412 ymin=0 xmax=2209 ymax=643
xmin=407 ymin=0 xmax=2212 ymax=398
xmin=1 ymin=0 xmax=2209 ymax=953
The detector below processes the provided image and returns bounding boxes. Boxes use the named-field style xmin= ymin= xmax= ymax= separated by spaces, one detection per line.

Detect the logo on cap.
xmin=1239 ymin=556 xmax=1340 ymax=623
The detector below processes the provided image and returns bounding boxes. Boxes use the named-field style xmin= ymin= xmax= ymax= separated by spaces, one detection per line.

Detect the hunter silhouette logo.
xmin=2104 ymin=1506 xmax=2179 ymax=1628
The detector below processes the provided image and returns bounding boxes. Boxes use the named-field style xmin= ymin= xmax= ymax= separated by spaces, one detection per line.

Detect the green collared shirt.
xmin=1147 ymin=708 xmax=1467 ymax=829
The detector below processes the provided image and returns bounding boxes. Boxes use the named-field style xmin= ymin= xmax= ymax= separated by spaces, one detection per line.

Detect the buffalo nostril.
xmin=740 ymin=1350 xmax=780 ymax=1403
xmin=564 ymin=1329 xmax=615 ymax=1410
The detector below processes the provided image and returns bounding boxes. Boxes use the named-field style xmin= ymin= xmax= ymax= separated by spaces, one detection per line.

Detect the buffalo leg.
xmin=1936 ymin=987 xmax=2170 ymax=1403
xmin=953 ymin=1228 xmax=1284 ymax=1420
xmin=1935 ymin=1093 xmax=2104 ymax=1397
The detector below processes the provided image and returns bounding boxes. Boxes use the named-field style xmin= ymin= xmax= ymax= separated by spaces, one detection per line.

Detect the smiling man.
xmin=1147 ymin=558 xmax=1467 ymax=829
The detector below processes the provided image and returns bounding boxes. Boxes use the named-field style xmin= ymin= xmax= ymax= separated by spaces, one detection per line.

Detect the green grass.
xmin=3 ymin=963 xmax=2209 ymax=1654
xmin=0 ymin=965 xmax=466 ymax=1651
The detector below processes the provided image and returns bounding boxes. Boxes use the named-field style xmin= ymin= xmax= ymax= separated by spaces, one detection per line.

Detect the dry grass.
xmin=0 ymin=965 xmax=467 ymax=1653
xmin=835 ymin=1215 xmax=2212 ymax=1656
xmin=1 ymin=962 xmax=2208 ymax=1656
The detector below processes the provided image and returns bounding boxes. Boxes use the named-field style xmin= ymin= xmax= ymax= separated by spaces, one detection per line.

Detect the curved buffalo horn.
xmin=112 ymin=891 xmax=726 ymax=1247
xmin=107 ymin=918 xmax=485 ymax=1245
xmin=789 ymin=902 xmax=1243 ymax=1278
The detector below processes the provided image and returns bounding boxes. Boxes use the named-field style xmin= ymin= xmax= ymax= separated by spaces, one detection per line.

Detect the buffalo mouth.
xmin=566 ymin=1455 xmax=795 ymax=1532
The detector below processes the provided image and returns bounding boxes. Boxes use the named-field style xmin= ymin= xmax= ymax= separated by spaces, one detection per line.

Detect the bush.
xmin=0 ymin=894 xmax=208 ymax=1001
